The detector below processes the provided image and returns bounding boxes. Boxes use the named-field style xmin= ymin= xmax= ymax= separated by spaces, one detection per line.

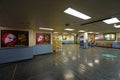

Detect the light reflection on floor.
xmin=0 ymin=44 xmax=120 ymax=80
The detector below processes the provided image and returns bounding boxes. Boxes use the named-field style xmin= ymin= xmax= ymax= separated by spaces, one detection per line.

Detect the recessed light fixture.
xmin=114 ymin=24 xmax=120 ymax=28
xmin=64 ymin=7 xmax=91 ymax=20
xmin=78 ymin=30 xmax=85 ymax=32
xmin=39 ymin=27 xmax=54 ymax=31
xmin=64 ymin=28 xmax=74 ymax=31
xmin=103 ymin=17 xmax=120 ymax=24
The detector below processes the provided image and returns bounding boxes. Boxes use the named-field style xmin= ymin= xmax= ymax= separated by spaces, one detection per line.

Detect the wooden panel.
xmin=96 ymin=43 xmax=104 ymax=46
xmin=104 ymin=43 xmax=112 ymax=47
xmin=96 ymin=43 xmax=112 ymax=47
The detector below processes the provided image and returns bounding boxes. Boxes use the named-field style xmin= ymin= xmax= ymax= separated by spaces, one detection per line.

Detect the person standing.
xmin=90 ymin=38 xmax=95 ymax=47
xmin=52 ymin=37 xmax=56 ymax=52
xmin=84 ymin=39 xmax=88 ymax=48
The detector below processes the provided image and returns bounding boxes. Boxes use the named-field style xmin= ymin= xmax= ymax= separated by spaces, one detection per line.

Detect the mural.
xmin=1 ymin=30 xmax=29 ymax=47
xmin=36 ymin=33 xmax=51 ymax=44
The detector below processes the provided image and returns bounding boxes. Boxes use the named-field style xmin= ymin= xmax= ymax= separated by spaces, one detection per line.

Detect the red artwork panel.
xmin=36 ymin=33 xmax=51 ymax=44
xmin=1 ymin=30 xmax=29 ymax=47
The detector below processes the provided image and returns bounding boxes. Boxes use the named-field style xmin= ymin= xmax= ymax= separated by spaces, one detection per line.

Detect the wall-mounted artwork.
xmin=104 ymin=33 xmax=116 ymax=40
xmin=36 ymin=33 xmax=51 ymax=44
xmin=1 ymin=30 xmax=29 ymax=47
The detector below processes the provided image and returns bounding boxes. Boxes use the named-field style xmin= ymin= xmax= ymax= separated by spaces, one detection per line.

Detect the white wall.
xmin=65 ymin=35 xmax=74 ymax=41
xmin=1 ymin=26 xmax=120 ymax=47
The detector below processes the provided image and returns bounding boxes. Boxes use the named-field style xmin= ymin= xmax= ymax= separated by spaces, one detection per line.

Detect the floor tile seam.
xmin=10 ymin=64 xmax=17 ymax=80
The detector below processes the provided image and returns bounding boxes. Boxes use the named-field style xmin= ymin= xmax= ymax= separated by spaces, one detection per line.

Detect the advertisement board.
xmin=1 ymin=30 xmax=29 ymax=47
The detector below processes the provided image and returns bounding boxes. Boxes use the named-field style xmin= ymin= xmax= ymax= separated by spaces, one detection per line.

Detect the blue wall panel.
xmin=63 ymin=41 xmax=74 ymax=44
xmin=0 ymin=44 xmax=52 ymax=64
xmin=33 ymin=45 xmax=52 ymax=55
xmin=0 ymin=47 xmax=33 ymax=64
xmin=112 ymin=42 xmax=120 ymax=48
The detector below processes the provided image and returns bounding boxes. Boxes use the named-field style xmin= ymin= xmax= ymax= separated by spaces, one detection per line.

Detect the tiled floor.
xmin=0 ymin=44 xmax=120 ymax=80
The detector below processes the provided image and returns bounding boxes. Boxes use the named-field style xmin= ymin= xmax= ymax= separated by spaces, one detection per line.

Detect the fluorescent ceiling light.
xmin=63 ymin=32 xmax=68 ymax=34
xmin=39 ymin=27 xmax=54 ymax=31
xmin=114 ymin=24 xmax=120 ymax=28
xmin=95 ymin=32 xmax=99 ymax=34
xmin=64 ymin=7 xmax=91 ymax=20
xmin=64 ymin=28 xmax=74 ymax=31
xmin=78 ymin=30 xmax=85 ymax=32
xmin=53 ymin=32 xmax=58 ymax=33
xmin=88 ymin=32 xmax=94 ymax=33
xmin=103 ymin=17 xmax=120 ymax=24
xmin=72 ymin=33 xmax=76 ymax=36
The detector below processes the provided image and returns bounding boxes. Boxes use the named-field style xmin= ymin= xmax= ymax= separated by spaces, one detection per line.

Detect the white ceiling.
xmin=1 ymin=0 xmax=120 ymax=33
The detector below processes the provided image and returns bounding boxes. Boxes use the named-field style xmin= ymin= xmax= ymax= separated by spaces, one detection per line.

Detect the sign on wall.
xmin=36 ymin=33 xmax=51 ymax=44
xmin=1 ymin=30 xmax=29 ymax=47
xmin=62 ymin=35 xmax=67 ymax=40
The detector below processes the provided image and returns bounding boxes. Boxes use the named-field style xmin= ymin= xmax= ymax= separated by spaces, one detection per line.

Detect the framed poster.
xmin=1 ymin=30 xmax=29 ymax=47
xmin=44 ymin=34 xmax=51 ymax=43
xmin=36 ymin=33 xmax=51 ymax=44
xmin=104 ymin=33 xmax=116 ymax=40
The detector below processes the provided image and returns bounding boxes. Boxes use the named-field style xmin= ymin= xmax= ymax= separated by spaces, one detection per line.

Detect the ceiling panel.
xmin=0 ymin=0 xmax=120 ymax=33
